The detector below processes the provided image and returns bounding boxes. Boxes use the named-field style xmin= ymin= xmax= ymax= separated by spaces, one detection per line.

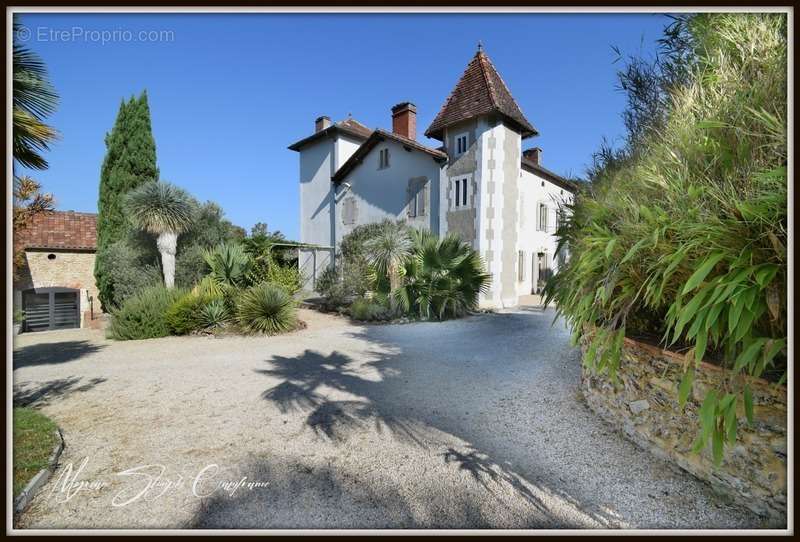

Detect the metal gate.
xmin=22 ymin=288 xmax=80 ymax=332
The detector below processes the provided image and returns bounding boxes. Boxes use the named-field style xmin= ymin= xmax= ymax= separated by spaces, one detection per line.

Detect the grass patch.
xmin=13 ymin=407 xmax=58 ymax=498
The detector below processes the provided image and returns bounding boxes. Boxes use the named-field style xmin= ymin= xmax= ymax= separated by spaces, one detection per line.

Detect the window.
xmin=453 ymin=178 xmax=469 ymax=209
xmin=409 ymin=179 xmax=427 ymax=218
xmin=537 ymin=203 xmax=548 ymax=231
xmin=455 ymin=133 xmax=468 ymax=156
xmin=379 ymin=148 xmax=390 ymax=169
xmin=518 ymin=250 xmax=525 ymax=281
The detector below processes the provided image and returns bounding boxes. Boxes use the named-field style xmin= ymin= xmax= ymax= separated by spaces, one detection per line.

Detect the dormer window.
xmin=379 ymin=148 xmax=390 ymax=169
xmin=455 ymin=133 xmax=468 ymax=156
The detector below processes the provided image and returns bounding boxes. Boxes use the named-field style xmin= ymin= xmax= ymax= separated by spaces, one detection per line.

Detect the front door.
xmin=22 ymin=288 xmax=80 ymax=332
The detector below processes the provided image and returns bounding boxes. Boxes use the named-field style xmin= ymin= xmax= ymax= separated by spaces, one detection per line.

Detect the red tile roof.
xmin=332 ymin=129 xmax=447 ymax=183
xmin=16 ymin=210 xmax=97 ymax=251
xmin=425 ymin=49 xmax=537 ymax=141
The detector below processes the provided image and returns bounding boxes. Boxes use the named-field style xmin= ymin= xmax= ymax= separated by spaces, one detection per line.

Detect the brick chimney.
xmin=315 ymin=115 xmax=331 ymax=133
xmin=391 ymin=102 xmax=417 ymax=140
xmin=523 ymin=147 xmax=542 ymax=165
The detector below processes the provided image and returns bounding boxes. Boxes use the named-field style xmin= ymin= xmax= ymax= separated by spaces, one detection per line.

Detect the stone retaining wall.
xmin=580 ymin=336 xmax=786 ymax=524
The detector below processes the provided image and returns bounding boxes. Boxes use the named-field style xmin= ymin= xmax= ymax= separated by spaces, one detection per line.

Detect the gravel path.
xmin=13 ymin=308 xmax=765 ymax=529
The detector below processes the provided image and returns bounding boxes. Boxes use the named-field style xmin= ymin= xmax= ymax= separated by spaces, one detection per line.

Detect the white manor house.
xmin=290 ymin=46 xmax=576 ymax=309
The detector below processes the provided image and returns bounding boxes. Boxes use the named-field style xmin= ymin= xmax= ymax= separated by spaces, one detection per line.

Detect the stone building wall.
xmin=581 ymin=336 xmax=786 ymax=525
xmin=15 ymin=249 xmax=100 ymax=327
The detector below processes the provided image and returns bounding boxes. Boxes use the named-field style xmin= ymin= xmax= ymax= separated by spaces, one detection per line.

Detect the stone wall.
xmin=581 ymin=336 xmax=786 ymax=524
xmin=15 ymin=249 xmax=100 ymax=327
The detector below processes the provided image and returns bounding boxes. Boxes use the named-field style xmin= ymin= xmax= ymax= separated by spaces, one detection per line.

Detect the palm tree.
xmin=394 ymin=230 xmax=491 ymax=320
xmin=13 ymin=17 xmax=59 ymax=170
xmin=125 ymin=182 xmax=196 ymax=288
xmin=364 ymin=222 xmax=412 ymax=294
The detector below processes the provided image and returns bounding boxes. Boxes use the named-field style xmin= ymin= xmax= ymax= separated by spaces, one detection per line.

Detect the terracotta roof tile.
xmin=332 ymin=129 xmax=447 ymax=183
xmin=425 ymin=49 xmax=537 ymax=140
xmin=16 ymin=210 xmax=97 ymax=251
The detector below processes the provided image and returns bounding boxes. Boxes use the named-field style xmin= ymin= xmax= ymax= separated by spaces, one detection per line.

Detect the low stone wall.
xmin=581 ymin=336 xmax=786 ymax=524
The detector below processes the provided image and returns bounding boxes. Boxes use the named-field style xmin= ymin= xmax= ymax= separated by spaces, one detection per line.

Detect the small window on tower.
xmin=455 ymin=133 xmax=468 ymax=156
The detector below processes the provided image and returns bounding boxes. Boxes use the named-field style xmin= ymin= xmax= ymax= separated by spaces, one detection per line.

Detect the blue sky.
xmin=16 ymin=12 xmax=669 ymax=240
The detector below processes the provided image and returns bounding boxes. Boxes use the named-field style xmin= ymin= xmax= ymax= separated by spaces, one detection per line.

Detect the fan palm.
xmin=13 ymin=17 xmax=59 ymax=170
xmin=394 ymin=230 xmax=491 ymax=320
xmin=125 ymin=182 xmax=196 ymax=288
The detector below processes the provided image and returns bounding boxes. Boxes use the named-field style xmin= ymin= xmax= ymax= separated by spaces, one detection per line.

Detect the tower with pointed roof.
xmin=426 ymin=45 xmax=539 ymax=307
xmin=290 ymin=44 xmax=575 ymax=308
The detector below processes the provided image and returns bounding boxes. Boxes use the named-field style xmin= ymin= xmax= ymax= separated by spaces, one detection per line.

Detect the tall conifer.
xmin=94 ymin=91 xmax=159 ymax=310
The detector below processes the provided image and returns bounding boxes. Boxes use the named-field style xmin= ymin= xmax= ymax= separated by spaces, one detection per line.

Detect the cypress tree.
xmin=94 ymin=91 xmax=159 ymax=310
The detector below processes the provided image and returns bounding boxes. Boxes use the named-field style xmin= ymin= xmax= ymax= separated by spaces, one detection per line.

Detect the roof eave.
xmin=332 ymin=131 xmax=447 ymax=183
xmin=521 ymin=159 xmax=577 ymax=193
xmin=288 ymin=125 xmax=370 ymax=152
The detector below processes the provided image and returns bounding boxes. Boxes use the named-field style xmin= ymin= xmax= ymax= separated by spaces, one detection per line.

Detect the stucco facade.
xmin=291 ymin=47 xmax=575 ymax=307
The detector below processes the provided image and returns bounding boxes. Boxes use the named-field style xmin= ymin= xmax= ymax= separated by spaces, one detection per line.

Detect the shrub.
xmin=97 ymin=239 xmax=163 ymax=310
xmin=315 ymin=265 xmax=355 ymax=310
xmin=236 ymin=283 xmax=297 ymax=335
xmin=242 ymin=232 xmax=301 ymax=293
xmin=165 ymin=291 xmax=222 ymax=335
xmin=317 ymin=220 xmax=405 ymax=308
xmin=349 ymin=296 xmax=393 ymax=322
xmin=545 ymin=13 xmax=787 ymax=462
xmin=394 ymin=230 xmax=491 ymax=320
xmin=262 ymin=258 xmax=302 ymax=295
xmin=175 ymin=244 xmax=209 ymax=289
xmin=107 ymin=286 xmax=185 ymax=340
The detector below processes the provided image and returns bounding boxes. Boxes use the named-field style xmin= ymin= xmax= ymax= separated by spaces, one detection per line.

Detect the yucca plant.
xmin=236 ymin=283 xmax=297 ymax=335
xmin=394 ymin=230 xmax=491 ymax=320
xmin=204 ymin=243 xmax=251 ymax=290
xmin=126 ymin=181 xmax=197 ymax=288
xmin=545 ymin=13 xmax=787 ymax=464
xmin=364 ymin=222 xmax=412 ymax=294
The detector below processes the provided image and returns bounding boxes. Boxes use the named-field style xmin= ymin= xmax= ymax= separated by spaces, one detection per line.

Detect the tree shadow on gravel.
xmin=253 ymin=329 xmax=620 ymax=527
xmin=13 ymin=340 xmax=106 ymax=368
xmin=252 ymin=312 xmax=754 ymax=529
xmin=13 ymin=376 xmax=107 ymax=407
xmin=257 ymin=350 xmax=433 ymax=449
xmin=187 ymin=455 xmax=512 ymax=529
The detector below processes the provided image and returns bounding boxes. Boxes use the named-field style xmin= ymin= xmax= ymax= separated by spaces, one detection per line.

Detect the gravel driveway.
xmin=13 ymin=308 xmax=764 ymax=529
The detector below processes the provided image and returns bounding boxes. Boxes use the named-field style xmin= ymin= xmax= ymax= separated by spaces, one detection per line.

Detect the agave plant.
xmin=199 ymin=299 xmax=230 ymax=330
xmin=394 ymin=230 xmax=491 ymax=320
xmin=236 ymin=283 xmax=297 ymax=335
xmin=125 ymin=181 xmax=197 ymax=288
